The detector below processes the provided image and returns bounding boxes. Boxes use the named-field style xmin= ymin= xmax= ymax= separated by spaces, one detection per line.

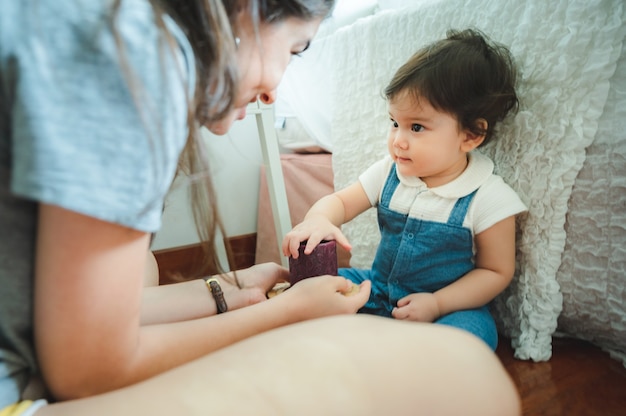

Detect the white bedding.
xmin=327 ymin=0 xmax=625 ymax=362
xmin=273 ymin=0 xmax=379 ymax=153
xmin=556 ymin=41 xmax=626 ymax=364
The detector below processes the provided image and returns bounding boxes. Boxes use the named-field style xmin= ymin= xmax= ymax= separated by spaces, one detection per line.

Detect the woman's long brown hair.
xmin=110 ymin=0 xmax=335 ymax=282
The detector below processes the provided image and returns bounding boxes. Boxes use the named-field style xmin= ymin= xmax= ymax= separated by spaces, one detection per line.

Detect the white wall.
xmin=151 ymin=115 xmax=264 ymax=255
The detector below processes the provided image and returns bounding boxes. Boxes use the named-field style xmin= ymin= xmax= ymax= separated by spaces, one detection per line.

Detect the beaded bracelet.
xmin=205 ymin=278 xmax=228 ymax=314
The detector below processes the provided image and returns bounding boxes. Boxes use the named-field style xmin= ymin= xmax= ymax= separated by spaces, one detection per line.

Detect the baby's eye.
xmin=411 ymin=124 xmax=424 ymax=132
xmin=390 ymin=119 xmax=399 ymax=128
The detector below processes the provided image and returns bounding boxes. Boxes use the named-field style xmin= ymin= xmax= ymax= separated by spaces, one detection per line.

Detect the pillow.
xmin=328 ymin=0 xmax=624 ymax=361
xmin=274 ymin=0 xmax=379 ymax=153
xmin=317 ymin=0 xmax=379 ymax=38
xmin=376 ymin=0 xmax=416 ymax=11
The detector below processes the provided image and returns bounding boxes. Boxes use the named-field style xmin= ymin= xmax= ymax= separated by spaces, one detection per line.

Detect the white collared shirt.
xmin=358 ymin=151 xmax=527 ymax=236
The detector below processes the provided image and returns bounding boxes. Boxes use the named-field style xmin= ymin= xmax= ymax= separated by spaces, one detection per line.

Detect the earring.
xmin=235 ymin=37 xmax=240 ymax=47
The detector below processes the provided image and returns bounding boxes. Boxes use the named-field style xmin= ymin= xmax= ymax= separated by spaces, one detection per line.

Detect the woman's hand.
xmin=392 ymin=293 xmax=441 ymax=322
xmin=282 ymin=215 xmax=351 ymax=259
xmin=277 ymin=276 xmax=371 ymax=321
xmin=218 ymin=262 xmax=290 ymax=310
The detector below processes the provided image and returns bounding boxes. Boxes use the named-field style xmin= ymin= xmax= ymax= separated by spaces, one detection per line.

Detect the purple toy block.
xmin=289 ymin=240 xmax=338 ymax=285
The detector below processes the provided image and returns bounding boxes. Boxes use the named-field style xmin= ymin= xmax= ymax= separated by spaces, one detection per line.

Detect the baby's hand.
xmin=282 ymin=215 xmax=351 ymax=259
xmin=391 ymin=293 xmax=441 ymax=322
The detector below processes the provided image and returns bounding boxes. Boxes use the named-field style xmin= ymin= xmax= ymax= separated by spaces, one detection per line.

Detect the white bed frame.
xmin=248 ymin=101 xmax=291 ymax=267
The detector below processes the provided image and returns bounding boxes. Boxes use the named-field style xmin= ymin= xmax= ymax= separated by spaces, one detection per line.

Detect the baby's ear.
xmin=461 ymin=118 xmax=487 ymax=151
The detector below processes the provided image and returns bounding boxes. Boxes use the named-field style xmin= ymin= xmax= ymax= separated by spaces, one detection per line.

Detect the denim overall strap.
xmin=380 ymin=163 xmax=400 ymax=208
xmin=341 ymin=168 xmax=498 ymax=349
xmin=447 ymin=189 xmax=478 ymax=226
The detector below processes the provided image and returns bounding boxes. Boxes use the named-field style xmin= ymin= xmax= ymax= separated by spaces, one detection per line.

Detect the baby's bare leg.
xmin=38 ymin=316 xmax=520 ymax=416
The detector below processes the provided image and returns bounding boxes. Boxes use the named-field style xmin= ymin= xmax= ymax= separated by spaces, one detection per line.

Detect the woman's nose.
xmin=259 ymin=90 xmax=276 ymax=105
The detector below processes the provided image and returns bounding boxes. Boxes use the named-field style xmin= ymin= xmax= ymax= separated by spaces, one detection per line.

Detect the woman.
xmin=0 ymin=0 xmax=521 ymax=414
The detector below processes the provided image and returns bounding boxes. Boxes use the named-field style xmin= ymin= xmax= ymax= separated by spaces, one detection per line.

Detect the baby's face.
xmin=386 ymin=91 xmax=472 ymax=188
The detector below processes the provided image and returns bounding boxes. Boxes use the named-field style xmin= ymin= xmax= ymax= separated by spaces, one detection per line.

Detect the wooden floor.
xmin=496 ymin=336 xmax=626 ymax=416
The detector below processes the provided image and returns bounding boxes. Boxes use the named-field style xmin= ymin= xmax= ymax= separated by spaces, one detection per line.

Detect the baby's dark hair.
xmin=384 ymin=29 xmax=519 ymax=146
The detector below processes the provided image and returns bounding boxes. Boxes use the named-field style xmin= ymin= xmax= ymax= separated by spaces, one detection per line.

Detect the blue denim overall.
xmin=339 ymin=164 xmax=498 ymax=349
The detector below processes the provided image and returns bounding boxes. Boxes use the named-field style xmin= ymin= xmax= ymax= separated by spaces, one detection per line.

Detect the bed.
xmin=256 ymin=0 xmax=626 ymax=365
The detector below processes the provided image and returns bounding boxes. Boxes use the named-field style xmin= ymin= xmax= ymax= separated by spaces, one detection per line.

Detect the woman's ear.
xmin=461 ymin=118 xmax=487 ymax=152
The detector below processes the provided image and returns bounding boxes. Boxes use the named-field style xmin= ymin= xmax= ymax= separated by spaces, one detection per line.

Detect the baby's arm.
xmin=393 ymin=216 xmax=516 ymax=321
xmin=282 ymin=181 xmax=371 ymax=259
xmin=434 ymin=215 xmax=517 ymax=315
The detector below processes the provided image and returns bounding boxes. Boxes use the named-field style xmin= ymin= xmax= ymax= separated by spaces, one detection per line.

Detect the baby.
xmin=282 ymin=29 xmax=527 ymax=350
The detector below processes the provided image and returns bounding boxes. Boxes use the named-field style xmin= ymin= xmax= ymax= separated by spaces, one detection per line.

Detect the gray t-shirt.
xmin=0 ymin=0 xmax=193 ymax=406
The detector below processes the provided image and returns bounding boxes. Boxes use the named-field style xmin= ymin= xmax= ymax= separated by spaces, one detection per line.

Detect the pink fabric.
xmin=255 ymin=153 xmax=351 ymax=268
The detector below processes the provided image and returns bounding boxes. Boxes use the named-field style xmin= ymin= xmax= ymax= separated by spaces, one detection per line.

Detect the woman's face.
xmin=206 ymin=15 xmax=323 ymax=135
